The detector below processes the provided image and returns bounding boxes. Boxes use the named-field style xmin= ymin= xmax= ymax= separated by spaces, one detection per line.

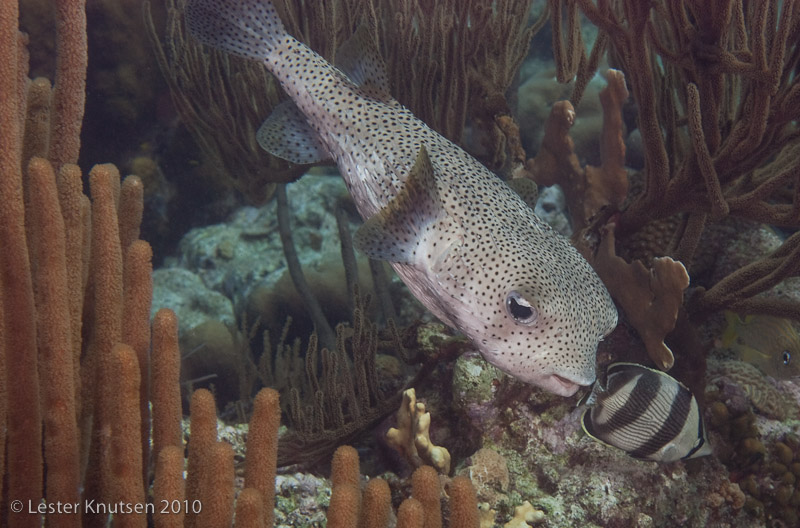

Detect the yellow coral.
xmin=386 ymin=388 xmax=451 ymax=474
xmin=478 ymin=502 xmax=497 ymax=528
xmin=504 ymin=501 xmax=545 ymax=527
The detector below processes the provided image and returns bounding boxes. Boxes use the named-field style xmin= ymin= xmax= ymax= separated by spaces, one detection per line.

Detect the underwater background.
xmin=2 ymin=0 xmax=800 ymax=526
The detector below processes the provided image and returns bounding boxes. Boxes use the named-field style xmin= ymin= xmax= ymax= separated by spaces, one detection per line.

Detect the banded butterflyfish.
xmin=581 ymin=363 xmax=712 ymax=462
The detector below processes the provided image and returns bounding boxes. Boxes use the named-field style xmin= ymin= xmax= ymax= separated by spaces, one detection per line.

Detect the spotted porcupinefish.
xmin=185 ymin=0 xmax=618 ymax=396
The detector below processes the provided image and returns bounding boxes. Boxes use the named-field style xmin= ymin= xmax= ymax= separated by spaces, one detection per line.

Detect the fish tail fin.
xmin=185 ymin=0 xmax=287 ymax=62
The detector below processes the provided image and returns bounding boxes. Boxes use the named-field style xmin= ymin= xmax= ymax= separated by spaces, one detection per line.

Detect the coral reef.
xmin=450 ymin=361 xmax=759 ymax=527
xmin=705 ymin=381 xmax=800 ymax=526
xmin=5 ymin=1 xmax=800 ymax=528
xmin=707 ymin=359 xmax=797 ymax=420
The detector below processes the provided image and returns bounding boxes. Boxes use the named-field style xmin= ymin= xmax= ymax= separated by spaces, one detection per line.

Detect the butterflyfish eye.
xmin=506 ymin=291 xmax=537 ymax=324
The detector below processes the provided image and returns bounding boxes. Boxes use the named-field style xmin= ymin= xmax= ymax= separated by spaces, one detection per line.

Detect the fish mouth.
xmin=544 ymin=374 xmax=584 ymax=397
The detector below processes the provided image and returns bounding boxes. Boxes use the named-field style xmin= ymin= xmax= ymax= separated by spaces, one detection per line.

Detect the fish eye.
xmin=506 ymin=291 xmax=538 ymax=324
xmin=783 ymin=350 xmax=791 ymax=366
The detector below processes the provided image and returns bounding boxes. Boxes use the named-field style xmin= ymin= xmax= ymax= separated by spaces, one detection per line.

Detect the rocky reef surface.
xmin=154 ymin=164 xmax=799 ymax=526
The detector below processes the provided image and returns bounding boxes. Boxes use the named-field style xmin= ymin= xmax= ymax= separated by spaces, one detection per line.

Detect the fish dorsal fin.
xmin=506 ymin=177 xmax=539 ymax=210
xmin=577 ymin=380 xmax=604 ymax=407
xmin=257 ymin=100 xmax=332 ymax=164
xmin=335 ymin=25 xmax=391 ymax=102
xmin=354 ymin=145 xmax=446 ymax=263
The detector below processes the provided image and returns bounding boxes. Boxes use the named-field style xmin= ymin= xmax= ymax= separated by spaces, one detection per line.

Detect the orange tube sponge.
xmin=357 ymin=478 xmax=391 ymax=528
xmin=411 ymin=466 xmax=442 ymax=528
xmin=331 ymin=445 xmax=361 ymax=488
xmin=119 ymin=175 xmax=144 ymax=254
xmin=122 ymin=239 xmax=153 ymax=483
xmin=0 ymin=2 xmax=43 ymax=516
xmin=447 ymin=476 xmax=479 ymax=528
xmin=110 ymin=343 xmax=146 ymax=528
xmin=234 ymin=488 xmax=265 ymax=528
xmin=56 ymin=163 xmax=87 ymax=416
xmin=397 ymin=498 xmax=425 ymax=528
xmin=151 ymin=308 xmax=183 ymax=460
xmin=85 ymin=163 xmax=124 ymax=506
xmin=196 ymin=441 xmax=235 ymax=527
xmin=27 ymin=157 xmax=81 ymax=528
xmin=153 ymin=445 xmax=186 ymax=528
xmin=49 ymin=0 xmax=87 ymax=169
xmin=328 ymin=445 xmax=362 ymax=528
xmin=244 ymin=388 xmax=281 ymax=526
xmin=186 ymin=389 xmax=217 ymax=528
xmin=327 ymin=483 xmax=361 ymax=528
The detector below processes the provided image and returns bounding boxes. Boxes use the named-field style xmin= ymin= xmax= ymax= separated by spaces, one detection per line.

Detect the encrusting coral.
xmin=707 ymin=359 xmax=796 ymax=420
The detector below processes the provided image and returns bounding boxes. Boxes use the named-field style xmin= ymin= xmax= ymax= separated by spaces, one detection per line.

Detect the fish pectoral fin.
xmin=354 ymin=145 xmax=451 ymax=263
xmin=256 ymin=100 xmax=332 ymax=164
xmin=335 ymin=25 xmax=392 ymax=102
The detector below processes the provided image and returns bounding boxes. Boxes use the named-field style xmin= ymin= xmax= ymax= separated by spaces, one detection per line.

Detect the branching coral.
xmin=386 ymin=388 xmax=452 ymax=474
xmin=524 ymin=69 xmax=630 ymax=232
xmin=530 ymin=0 xmax=800 ymax=369
xmin=504 ymin=501 xmax=545 ymax=528
xmin=380 ymin=0 xmax=541 ymax=168
xmin=565 ymin=0 xmax=800 ymax=318
xmin=146 ymin=0 xmax=543 ymax=203
xmin=144 ymin=0 xmax=307 ymax=203
xmin=590 ymin=224 xmax=690 ymax=369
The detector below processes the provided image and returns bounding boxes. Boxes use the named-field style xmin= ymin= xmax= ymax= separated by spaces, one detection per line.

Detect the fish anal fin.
xmin=354 ymin=146 xmax=445 ymax=263
xmin=335 ymin=25 xmax=391 ymax=102
xmin=257 ymin=100 xmax=331 ymax=164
